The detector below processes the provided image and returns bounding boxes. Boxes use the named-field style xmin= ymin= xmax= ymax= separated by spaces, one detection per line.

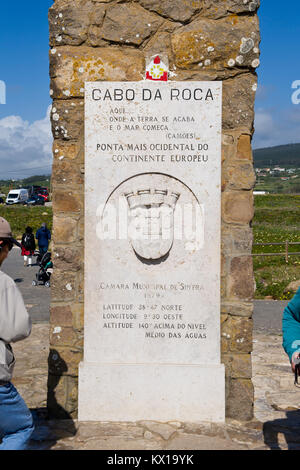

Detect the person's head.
xmin=0 ymin=217 xmax=20 ymax=266
xmin=41 ymin=223 xmax=47 ymax=230
xmin=25 ymin=226 xmax=33 ymax=234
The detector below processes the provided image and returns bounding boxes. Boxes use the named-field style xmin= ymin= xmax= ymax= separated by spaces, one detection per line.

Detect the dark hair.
xmin=25 ymin=226 xmax=33 ymax=233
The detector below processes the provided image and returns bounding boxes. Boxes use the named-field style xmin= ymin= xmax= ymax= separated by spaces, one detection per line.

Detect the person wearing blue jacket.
xmin=35 ymin=223 xmax=51 ymax=256
xmin=282 ymin=287 xmax=300 ymax=372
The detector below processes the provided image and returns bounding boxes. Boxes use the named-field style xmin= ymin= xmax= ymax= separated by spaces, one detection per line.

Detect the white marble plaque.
xmin=79 ymin=81 xmax=225 ymax=422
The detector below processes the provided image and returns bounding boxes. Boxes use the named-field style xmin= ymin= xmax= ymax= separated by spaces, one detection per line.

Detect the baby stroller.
xmin=35 ymin=249 xmax=44 ymax=264
xmin=32 ymin=252 xmax=53 ymax=288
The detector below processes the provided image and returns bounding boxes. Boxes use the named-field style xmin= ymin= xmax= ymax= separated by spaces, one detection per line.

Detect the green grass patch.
xmin=253 ymin=193 xmax=300 ymax=208
xmin=253 ymin=195 xmax=300 ymax=300
xmin=0 ymin=205 xmax=53 ymax=240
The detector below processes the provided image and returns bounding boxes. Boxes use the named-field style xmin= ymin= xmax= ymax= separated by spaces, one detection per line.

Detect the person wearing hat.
xmin=35 ymin=222 xmax=51 ymax=257
xmin=0 ymin=217 xmax=34 ymax=450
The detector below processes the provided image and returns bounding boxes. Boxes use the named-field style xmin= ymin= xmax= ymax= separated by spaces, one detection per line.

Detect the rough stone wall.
xmin=48 ymin=0 xmax=260 ymax=420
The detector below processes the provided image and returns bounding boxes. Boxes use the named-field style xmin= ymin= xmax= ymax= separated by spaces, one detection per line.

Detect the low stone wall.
xmin=48 ymin=0 xmax=260 ymax=420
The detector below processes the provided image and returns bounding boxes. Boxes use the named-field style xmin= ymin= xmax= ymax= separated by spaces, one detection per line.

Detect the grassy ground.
xmin=0 ymin=205 xmax=52 ymax=240
xmin=253 ymin=194 xmax=300 ymax=300
xmin=255 ymin=174 xmax=300 ymax=194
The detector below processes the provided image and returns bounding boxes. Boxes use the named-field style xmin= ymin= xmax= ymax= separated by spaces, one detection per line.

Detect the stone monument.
xmin=49 ymin=0 xmax=259 ymax=421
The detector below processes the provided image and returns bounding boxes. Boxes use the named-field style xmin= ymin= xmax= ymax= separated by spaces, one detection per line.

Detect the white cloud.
xmin=253 ymin=106 xmax=300 ymax=149
xmin=0 ymin=106 xmax=52 ymax=179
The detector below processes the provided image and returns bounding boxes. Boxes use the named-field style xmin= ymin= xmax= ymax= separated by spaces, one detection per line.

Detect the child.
xmin=21 ymin=227 xmax=36 ymax=267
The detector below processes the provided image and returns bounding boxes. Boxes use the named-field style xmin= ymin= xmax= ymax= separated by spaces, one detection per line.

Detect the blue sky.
xmin=253 ymin=0 xmax=300 ymax=148
xmin=0 ymin=1 xmax=53 ymax=178
xmin=0 ymin=0 xmax=299 ymax=177
xmin=0 ymin=1 xmax=52 ymax=122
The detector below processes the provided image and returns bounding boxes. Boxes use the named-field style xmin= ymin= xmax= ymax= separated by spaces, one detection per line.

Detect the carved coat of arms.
xmin=125 ymin=189 xmax=180 ymax=260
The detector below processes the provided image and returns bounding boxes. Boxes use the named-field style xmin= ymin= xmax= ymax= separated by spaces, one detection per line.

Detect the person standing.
xmin=21 ymin=226 xmax=36 ymax=267
xmin=282 ymin=287 xmax=300 ymax=373
xmin=0 ymin=217 xmax=34 ymax=450
xmin=35 ymin=223 xmax=51 ymax=257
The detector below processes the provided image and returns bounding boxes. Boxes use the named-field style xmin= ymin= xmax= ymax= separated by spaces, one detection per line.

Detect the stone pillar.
xmin=48 ymin=0 xmax=260 ymax=420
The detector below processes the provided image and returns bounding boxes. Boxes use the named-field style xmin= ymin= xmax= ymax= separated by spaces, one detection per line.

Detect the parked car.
xmin=38 ymin=189 xmax=49 ymax=202
xmin=6 ymin=188 xmax=29 ymax=205
xmin=25 ymin=195 xmax=45 ymax=206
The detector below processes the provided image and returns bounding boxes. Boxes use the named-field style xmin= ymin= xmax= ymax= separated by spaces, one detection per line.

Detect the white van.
xmin=6 ymin=189 xmax=29 ymax=205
